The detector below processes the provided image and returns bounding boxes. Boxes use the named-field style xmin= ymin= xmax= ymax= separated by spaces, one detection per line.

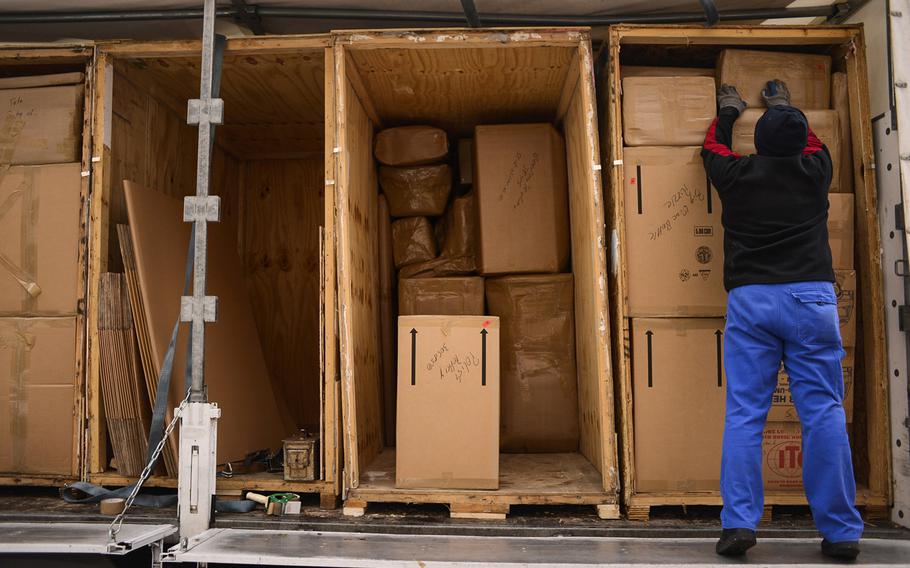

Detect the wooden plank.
xmin=627 ymin=487 xmax=887 ymax=508
xmin=335 ymin=28 xmax=590 ymax=49
xmin=0 ymin=45 xmax=93 ymax=63
xmin=0 ymin=475 xmax=77 ymax=487
xmin=88 ymin=470 xmax=334 ymax=493
xmin=323 ymin=45 xmax=339 ymax=491
xmin=96 ymin=35 xmax=331 ymax=58
xmin=613 ymin=24 xmax=861 ymax=46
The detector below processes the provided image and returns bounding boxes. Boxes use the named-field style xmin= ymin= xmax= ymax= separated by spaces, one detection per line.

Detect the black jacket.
xmin=701 ymin=107 xmax=836 ymax=291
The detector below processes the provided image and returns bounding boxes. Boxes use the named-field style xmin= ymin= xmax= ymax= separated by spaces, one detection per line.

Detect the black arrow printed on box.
xmin=645 ymin=329 xmax=653 ymax=387
xmin=480 ymin=328 xmax=488 ymax=387
xmin=410 ymin=328 xmax=417 ymax=386
xmin=706 ymin=172 xmax=713 ymax=214
xmin=715 ymin=329 xmax=723 ymax=387
xmin=636 ymin=165 xmax=643 ymax=215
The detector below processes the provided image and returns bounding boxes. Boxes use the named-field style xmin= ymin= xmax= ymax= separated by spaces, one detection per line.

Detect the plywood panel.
xmin=348 ymin=45 xmax=574 ymax=137
xmin=239 ymin=157 xmax=325 ymax=430
xmin=336 ymin=51 xmax=384 ymax=487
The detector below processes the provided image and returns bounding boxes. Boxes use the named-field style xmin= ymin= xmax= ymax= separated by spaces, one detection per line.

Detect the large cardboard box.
xmin=717 ymin=49 xmax=832 ymax=110
xmin=474 ymin=123 xmax=570 ymax=275
xmin=398 ymin=277 xmax=484 ymax=316
xmin=396 ymin=315 xmax=500 ymax=489
xmin=631 ymin=318 xmax=726 ymax=492
xmin=0 ymin=163 xmax=82 ymax=315
xmin=828 ymin=194 xmax=855 ymax=270
xmin=622 ymin=146 xmax=726 ymax=316
xmin=621 ymin=76 xmax=716 ymax=146
xmin=763 ymin=422 xmax=804 ymax=491
xmin=0 ymin=316 xmax=76 ymax=475
xmin=836 ymin=270 xmax=857 ymax=348
xmin=0 ymin=79 xmax=83 ymax=165
xmin=486 ymin=274 xmax=579 ymax=453
xmin=732 ymin=109 xmax=841 ymax=193
xmin=768 ymin=349 xmax=855 ymax=423
xmin=621 ymin=66 xmax=715 ymax=78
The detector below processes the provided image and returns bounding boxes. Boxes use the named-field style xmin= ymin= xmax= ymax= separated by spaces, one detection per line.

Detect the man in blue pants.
xmin=701 ymin=79 xmax=864 ymax=560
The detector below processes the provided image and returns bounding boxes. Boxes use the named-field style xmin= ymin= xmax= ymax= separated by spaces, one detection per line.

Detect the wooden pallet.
xmin=342 ymin=450 xmax=620 ymax=520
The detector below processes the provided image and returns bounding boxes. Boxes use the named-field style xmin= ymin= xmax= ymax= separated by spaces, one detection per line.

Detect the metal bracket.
xmin=183 ymin=195 xmax=222 ymax=223
xmin=187 ymin=98 xmax=224 ymax=126
xmin=180 ymin=296 xmax=219 ymax=323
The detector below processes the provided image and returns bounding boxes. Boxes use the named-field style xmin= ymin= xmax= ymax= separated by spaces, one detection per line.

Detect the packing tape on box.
xmin=0 ymin=167 xmax=43 ymax=307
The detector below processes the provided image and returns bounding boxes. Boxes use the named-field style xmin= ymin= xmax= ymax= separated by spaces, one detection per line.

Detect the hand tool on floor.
xmin=244 ymin=492 xmax=301 ymax=516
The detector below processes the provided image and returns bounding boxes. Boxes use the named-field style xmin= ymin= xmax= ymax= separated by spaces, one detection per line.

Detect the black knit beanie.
xmin=754 ymin=106 xmax=809 ymax=157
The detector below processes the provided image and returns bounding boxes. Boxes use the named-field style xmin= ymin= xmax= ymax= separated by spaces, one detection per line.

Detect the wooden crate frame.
xmin=0 ymin=44 xmax=95 ymax=487
xmin=332 ymin=28 xmax=620 ymax=518
xmin=602 ymin=24 xmax=890 ymax=518
xmin=86 ymin=36 xmax=341 ymax=501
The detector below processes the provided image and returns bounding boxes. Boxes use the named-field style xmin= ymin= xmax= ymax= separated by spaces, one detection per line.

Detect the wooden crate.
xmin=602 ymin=24 xmax=889 ymax=520
xmin=0 ymin=44 xmax=94 ymax=487
xmin=332 ymin=28 xmax=620 ymax=519
xmin=86 ymin=36 xmax=340 ymax=503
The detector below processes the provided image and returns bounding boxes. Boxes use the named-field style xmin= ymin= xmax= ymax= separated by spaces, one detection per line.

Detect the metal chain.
xmin=109 ymin=389 xmax=192 ymax=542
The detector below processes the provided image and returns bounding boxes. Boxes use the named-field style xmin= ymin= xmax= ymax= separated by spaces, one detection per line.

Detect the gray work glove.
xmin=717 ymin=84 xmax=746 ymax=115
xmin=762 ymin=79 xmax=791 ymax=107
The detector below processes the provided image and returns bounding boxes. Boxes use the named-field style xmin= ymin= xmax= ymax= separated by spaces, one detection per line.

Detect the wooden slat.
xmin=335 ymin=28 xmax=590 ymax=49
xmin=612 ymin=24 xmax=861 ymax=45
xmin=323 ymin=45 xmax=340 ymax=491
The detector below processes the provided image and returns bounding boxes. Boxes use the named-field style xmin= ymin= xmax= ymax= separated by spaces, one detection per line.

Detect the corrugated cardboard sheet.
xmin=0 ymin=163 xmax=82 ymax=315
xmin=717 ymin=49 xmax=831 ymax=110
xmin=835 ymin=269 xmax=857 ymax=348
xmin=486 ymin=274 xmax=579 ymax=453
xmin=831 ymin=72 xmax=854 ymax=194
xmin=622 ymin=146 xmax=726 ymax=316
xmin=828 ymin=194 xmax=855 ymax=270
xmin=396 ymin=315 xmax=500 ymax=490
xmin=123 ymin=181 xmax=294 ymax=463
xmin=474 ymin=123 xmax=570 ymax=275
xmin=621 ymin=76 xmax=716 ymax=146
xmin=769 ymin=349 xmax=855 ymax=423
xmin=0 ymin=316 xmax=76 ymax=475
xmin=0 ymin=79 xmax=83 ymax=165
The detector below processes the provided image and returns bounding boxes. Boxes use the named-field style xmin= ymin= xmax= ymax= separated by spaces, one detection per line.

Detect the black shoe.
xmin=821 ymin=539 xmax=860 ymax=560
xmin=716 ymin=528 xmax=757 ymax=556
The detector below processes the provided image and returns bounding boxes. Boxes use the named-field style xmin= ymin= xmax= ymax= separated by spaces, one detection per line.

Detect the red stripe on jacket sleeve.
xmin=703 ymin=117 xmax=741 ymax=158
xmin=803 ymin=128 xmax=824 ymax=155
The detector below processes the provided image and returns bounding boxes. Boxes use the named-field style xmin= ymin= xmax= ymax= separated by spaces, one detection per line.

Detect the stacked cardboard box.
xmin=0 ymin=73 xmax=84 ymax=476
xmin=623 ymin=52 xmax=856 ymax=493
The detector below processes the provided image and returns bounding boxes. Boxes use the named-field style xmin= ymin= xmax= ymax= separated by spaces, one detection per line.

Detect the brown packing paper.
xmin=399 ymin=193 xmax=478 ymax=278
xmin=374 ymin=125 xmax=448 ymax=166
xmin=379 ymin=164 xmax=452 ymax=217
xmin=769 ymin=349 xmax=855 ymax=423
xmin=622 ymin=146 xmax=727 ymax=317
xmin=622 ymin=76 xmax=716 ymax=146
xmin=828 ymin=194 xmax=855 ymax=270
xmin=835 ymin=269 xmax=857 ymax=348
xmin=474 ymin=123 xmax=570 ymax=275
xmin=717 ymin=49 xmax=832 ymax=110
xmin=123 ymin=181 xmax=294 ymax=463
xmin=831 ymin=72 xmax=854 ymax=194
xmin=621 ymin=66 xmax=715 ymax=78
xmin=0 ymin=316 xmax=76 ymax=475
xmin=398 ymin=277 xmax=484 ymax=316
xmin=732 ymin=109 xmax=841 ymax=192
xmin=486 ymin=274 xmax=579 ymax=453
xmin=0 ymin=82 xmax=83 ymax=165
xmin=396 ymin=315 xmax=500 ymax=489
xmin=763 ymin=422 xmax=804 ymax=491
xmin=631 ymin=318 xmax=726 ymax=492
xmin=0 ymin=163 xmax=82 ymax=316
xmin=379 ymin=195 xmax=397 ymax=446
xmin=391 ymin=217 xmax=438 ymax=268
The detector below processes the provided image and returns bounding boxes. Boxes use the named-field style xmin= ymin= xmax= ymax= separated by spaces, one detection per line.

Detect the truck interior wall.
xmin=337 ymin=38 xmax=616 ymax=492
xmin=606 ymin=27 xmax=888 ymax=505
xmin=98 ymin=50 xmax=326 ymax=473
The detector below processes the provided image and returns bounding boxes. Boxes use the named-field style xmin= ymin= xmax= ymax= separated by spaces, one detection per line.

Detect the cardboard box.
xmin=0 ymin=81 xmax=83 ymax=165
xmin=621 ymin=66 xmax=715 ymax=78
xmin=717 ymin=49 xmax=832 ymax=110
xmin=0 ymin=163 xmax=82 ymax=316
xmin=486 ymin=274 xmax=579 ymax=453
xmin=631 ymin=318 xmax=726 ymax=492
xmin=398 ymin=277 xmax=484 ymax=316
xmin=732 ymin=109 xmax=841 ymax=192
xmin=762 ymin=422 xmax=803 ymax=491
xmin=379 ymin=164 xmax=452 ymax=217
xmin=828 ymin=194 xmax=855 ymax=270
xmin=458 ymin=138 xmax=473 ymax=186
xmin=831 ymin=72 xmax=854 ymax=194
xmin=391 ymin=217 xmax=437 ymax=268
xmin=0 ymin=316 xmax=76 ymax=475
xmin=374 ymin=125 xmax=448 ymax=166
xmin=768 ymin=349 xmax=855 ymax=423
xmin=835 ymin=270 xmax=857 ymax=348
xmin=622 ymin=76 xmax=716 ymax=146
xmin=396 ymin=315 xmax=500 ymax=489
xmin=622 ymin=146 xmax=727 ymax=316
xmin=474 ymin=123 xmax=570 ymax=275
